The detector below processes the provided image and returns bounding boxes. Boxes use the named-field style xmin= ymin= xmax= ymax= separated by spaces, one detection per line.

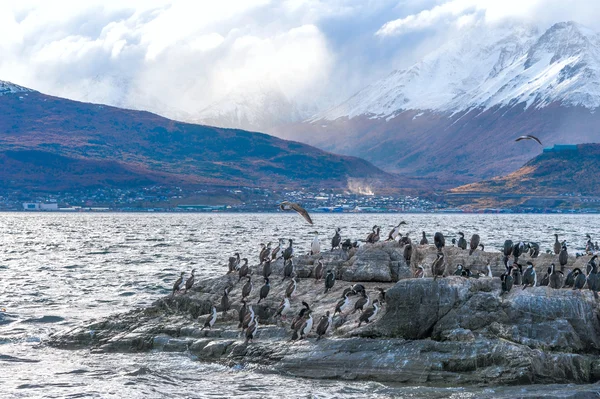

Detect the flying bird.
xmin=515 ymin=135 xmax=542 ymax=145
xmin=279 ymin=201 xmax=313 ymax=225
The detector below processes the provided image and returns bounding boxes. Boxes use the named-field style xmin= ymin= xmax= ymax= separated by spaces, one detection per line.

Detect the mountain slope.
xmin=446 ymin=144 xmax=600 ymax=209
xmin=279 ymin=21 xmax=600 ymax=184
xmin=0 ymin=80 xmax=393 ymax=192
xmin=452 ymin=144 xmax=600 ymax=196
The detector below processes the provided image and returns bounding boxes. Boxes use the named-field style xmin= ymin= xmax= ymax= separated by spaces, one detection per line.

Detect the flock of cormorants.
xmin=171 ymin=204 xmax=599 ymax=344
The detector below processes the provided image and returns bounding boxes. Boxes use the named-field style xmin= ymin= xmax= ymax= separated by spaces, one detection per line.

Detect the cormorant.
xmin=238 ymin=258 xmax=249 ymax=282
xmin=357 ymin=300 xmax=380 ymax=327
xmin=285 ymin=276 xmax=297 ymax=298
xmin=220 ymin=287 xmax=230 ymax=316
xmin=352 ymin=291 xmax=370 ymax=313
xmin=549 ymin=264 xmax=564 ymax=289
xmin=554 ymin=234 xmax=561 ymax=255
xmin=258 ymin=278 xmax=270 ymax=304
xmin=420 ymin=232 xmax=428 ymax=245
xmin=434 ymin=232 xmax=445 ymax=252
xmin=387 ymin=221 xmax=406 ymax=241
xmin=245 ymin=319 xmax=258 ymax=343
xmin=201 ymin=304 xmax=217 ymax=330
xmin=331 ymin=228 xmax=342 ymax=250
xmin=316 ymin=311 xmax=332 ymax=340
xmin=282 ymin=259 xmax=294 ymax=281
xmin=522 ymin=261 xmax=537 ymax=289
xmin=313 ymin=258 xmax=324 ymax=282
xmin=241 ymin=276 xmax=253 ymax=300
xmin=311 ymin=233 xmax=321 ymax=255
xmin=559 ymin=242 xmax=568 ymax=271
xmin=172 ymin=272 xmax=185 ymax=297
xmin=228 ymin=253 xmax=240 ymax=274
xmin=432 ymin=252 xmax=445 ymax=280
xmin=324 ymin=270 xmax=336 ymax=293
xmin=457 ymin=232 xmax=467 ymax=250
xmin=279 ymin=201 xmax=313 ymax=224
xmin=184 ymin=269 xmax=196 ymax=293
xmin=469 ymin=234 xmax=481 ymax=255
xmin=262 ymin=258 xmax=272 ymax=279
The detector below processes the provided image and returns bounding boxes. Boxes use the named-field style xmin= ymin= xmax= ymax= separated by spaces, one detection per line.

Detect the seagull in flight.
xmin=515 ymin=135 xmax=542 ymax=145
xmin=279 ymin=201 xmax=313 ymax=225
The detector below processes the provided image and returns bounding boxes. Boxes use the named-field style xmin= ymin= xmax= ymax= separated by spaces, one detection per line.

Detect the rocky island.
xmin=49 ymin=241 xmax=600 ymax=386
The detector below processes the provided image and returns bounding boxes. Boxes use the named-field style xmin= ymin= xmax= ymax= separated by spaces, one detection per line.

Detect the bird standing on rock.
xmin=313 ymin=258 xmax=324 ymax=282
xmin=220 ymin=287 xmax=230 ymax=316
xmin=316 ymin=311 xmax=332 ymax=340
xmin=228 ymin=253 xmax=240 ymax=274
xmin=434 ymin=232 xmax=445 ymax=252
xmin=286 ymin=276 xmax=297 ymax=298
xmin=245 ymin=319 xmax=259 ymax=343
xmin=366 ymin=226 xmax=381 ymax=244
xmin=457 ymin=233 xmax=467 ymax=250
xmin=283 ymin=239 xmax=294 ymax=263
xmin=258 ymin=278 xmax=270 ymax=304
xmin=238 ymin=258 xmax=249 ymax=282
xmin=559 ymin=242 xmax=569 ymax=271
xmin=469 ymin=234 xmax=481 ymax=255
xmin=432 ymin=252 xmax=445 ymax=280
xmin=324 ymin=270 xmax=336 ymax=293
xmin=331 ymin=228 xmax=342 ymax=250
xmin=184 ymin=269 xmax=196 ymax=293
xmin=172 ymin=272 xmax=185 ymax=297
xmin=554 ymin=234 xmax=561 ymax=255
xmin=274 ymin=297 xmax=291 ymax=320
xmin=358 ymin=300 xmax=380 ymax=327
xmin=387 ymin=221 xmax=407 ymax=241
xmin=549 ymin=264 xmax=564 ymax=289
xmin=420 ymin=232 xmax=428 ymax=245
xmin=334 ymin=291 xmax=351 ymax=315
xmin=282 ymin=259 xmax=294 ymax=281
xmin=522 ymin=261 xmax=537 ymax=289
xmin=201 ymin=304 xmax=217 ymax=330
xmin=241 ymin=276 xmax=253 ymax=300
xmin=311 ymin=233 xmax=321 ymax=255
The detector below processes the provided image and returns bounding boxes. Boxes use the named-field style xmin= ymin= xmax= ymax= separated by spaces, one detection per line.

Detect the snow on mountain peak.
xmin=316 ymin=21 xmax=600 ymax=121
xmin=0 ymin=80 xmax=34 ymax=96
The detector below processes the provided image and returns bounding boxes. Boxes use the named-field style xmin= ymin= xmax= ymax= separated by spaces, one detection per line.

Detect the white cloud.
xmin=1 ymin=0 xmax=600 ymax=127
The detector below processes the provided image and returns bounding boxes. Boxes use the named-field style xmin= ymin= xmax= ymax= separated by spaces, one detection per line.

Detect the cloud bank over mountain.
xmin=1 ymin=0 xmax=599 ymax=126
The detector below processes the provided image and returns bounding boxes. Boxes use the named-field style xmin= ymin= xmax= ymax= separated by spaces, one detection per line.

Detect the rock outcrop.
xmin=48 ymin=241 xmax=600 ymax=386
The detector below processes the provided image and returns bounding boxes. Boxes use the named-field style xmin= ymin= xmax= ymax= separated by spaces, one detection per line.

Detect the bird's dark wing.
xmin=290 ymin=203 xmax=313 ymax=225
xmin=515 ymin=135 xmax=542 ymax=145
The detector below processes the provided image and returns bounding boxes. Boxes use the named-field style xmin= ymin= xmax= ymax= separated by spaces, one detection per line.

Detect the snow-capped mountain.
xmin=317 ymin=21 xmax=600 ymax=121
xmin=196 ymin=82 xmax=317 ymax=133
xmin=279 ymin=21 xmax=600 ymax=184
xmin=0 ymin=80 xmax=34 ymax=95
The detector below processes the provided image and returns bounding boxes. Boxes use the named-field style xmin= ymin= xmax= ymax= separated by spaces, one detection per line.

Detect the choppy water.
xmin=1 ymin=213 xmax=600 ymax=398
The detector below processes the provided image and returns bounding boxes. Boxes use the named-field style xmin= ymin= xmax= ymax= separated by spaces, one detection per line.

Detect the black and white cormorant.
xmin=528 ymin=242 xmax=540 ymax=258
xmin=501 ymin=270 xmax=514 ymax=294
xmin=420 ymin=231 xmax=428 ymax=245
xmin=313 ymin=258 xmax=324 ymax=282
xmin=357 ymin=300 xmax=380 ymax=327
xmin=311 ymin=233 xmax=321 ymax=255
xmin=573 ymin=268 xmax=587 ymax=290
xmin=298 ymin=310 xmax=314 ymax=340
xmin=228 ymin=253 xmax=240 ymax=274
xmin=352 ymin=291 xmax=370 ymax=313
xmin=522 ymin=261 xmax=537 ymax=289
xmin=324 ymin=270 xmax=335 ymax=293
xmin=457 ymin=232 xmax=467 ymax=250
xmin=512 ymin=263 xmax=523 ymax=286
xmin=316 ymin=311 xmax=332 ymax=340
xmin=334 ymin=291 xmax=351 ymax=315
xmin=387 ymin=221 xmax=407 ymax=241
xmin=241 ymin=276 xmax=253 ymax=300
xmin=559 ymin=242 xmax=569 ymax=271
xmin=258 ymin=278 xmax=270 ymax=304
xmin=351 ymin=283 xmax=366 ymax=296
xmin=453 ymin=264 xmax=464 ymax=276
xmin=201 ymin=304 xmax=217 ymax=330
xmin=564 ymin=269 xmax=576 ymax=288
xmin=375 ymin=287 xmax=386 ymax=304
xmin=331 ymin=228 xmax=342 ymax=250
xmin=414 ymin=265 xmax=425 ymax=278
xmin=241 ymin=305 xmax=255 ymax=331
xmin=274 ymin=297 xmax=291 ymax=320
xmin=245 ymin=319 xmax=259 ymax=343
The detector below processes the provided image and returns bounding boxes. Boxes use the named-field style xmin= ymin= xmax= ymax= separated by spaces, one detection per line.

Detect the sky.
xmin=1 ymin=0 xmax=600 ymax=120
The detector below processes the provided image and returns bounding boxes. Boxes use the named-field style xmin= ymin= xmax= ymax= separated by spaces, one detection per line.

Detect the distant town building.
xmin=22 ymin=202 xmax=59 ymax=211
xmin=543 ymin=144 xmax=578 ymax=153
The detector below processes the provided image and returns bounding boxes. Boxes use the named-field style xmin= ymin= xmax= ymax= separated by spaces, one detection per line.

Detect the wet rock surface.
xmin=48 ymin=241 xmax=600 ymax=386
